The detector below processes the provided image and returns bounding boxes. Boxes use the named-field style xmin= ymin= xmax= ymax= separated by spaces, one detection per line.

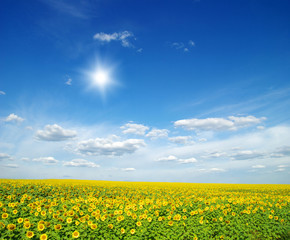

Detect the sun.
xmin=85 ymin=61 xmax=118 ymax=99
xmin=92 ymin=68 xmax=111 ymax=90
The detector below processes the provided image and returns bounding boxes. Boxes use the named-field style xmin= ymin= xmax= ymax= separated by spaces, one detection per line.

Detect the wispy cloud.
xmin=174 ymin=116 xmax=265 ymax=131
xmin=0 ymin=90 xmax=5 ymax=95
xmin=121 ymin=168 xmax=136 ymax=172
xmin=36 ymin=124 xmax=77 ymax=141
xmin=93 ymin=31 xmax=136 ymax=48
xmin=4 ymin=164 xmax=19 ymax=168
xmin=0 ymin=153 xmax=13 ymax=161
xmin=169 ymin=136 xmax=195 ymax=145
xmin=65 ymin=76 xmax=72 ymax=85
xmin=169 ymin=40 xmax=195 ymax=52
xmin=157 ymin=155 xmax=197 ymax=164
xmin=63 ymin=159 xmax=100 ymax=168
xmin=40 ymin=0 xmax=94 ymax=19
xmin=146 ymin=128 xmax=169 ymax=139
xmin=252 ymin=165 xmax=266 ymax=169
xmin=32 ymin=157 xmax=58 ymax=164
xmin=230 ymin=150 xmax=265 ymax=160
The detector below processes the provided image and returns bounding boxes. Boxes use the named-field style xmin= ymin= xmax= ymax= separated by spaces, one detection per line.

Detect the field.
xmin=0 ymin=180 xmax=289 ymax=240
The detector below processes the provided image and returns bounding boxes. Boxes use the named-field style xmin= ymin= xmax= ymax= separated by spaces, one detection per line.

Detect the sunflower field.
xmin=0 ymin=179 xmax=289 ymax=240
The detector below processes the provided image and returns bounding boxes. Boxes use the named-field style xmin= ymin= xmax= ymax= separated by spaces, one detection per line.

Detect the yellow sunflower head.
xmin=7 ymin=224 xmax=16 ymax=231
xmin=72 ymin=230 xmax=80 ymax=238
xmin=26 ymin=231 xmax=34 ymax=238
xmin=40 ymin=233 xmax=48 ymax=240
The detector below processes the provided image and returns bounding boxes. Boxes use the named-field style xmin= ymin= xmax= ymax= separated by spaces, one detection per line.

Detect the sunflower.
xmin=91 ymin=224 xmax=97 ymax=230
xmin=18 ymin=218 xmax=24 ymax=223
xmin=136 ymin=221 xmax=142 ymax=227
xmin=72 ymin=230 xmax=80 ymax=238
xmin=26 ymin=231 xmax=34 ymax=238
xmin=40 ymin=233 xmax=48 ymax=240
xmin=66 ymin=217 xmax=72 ymax=224
xmin=1 ymin=213 xmax=8 ymax=219
xmin=38 ymin=224 xmax=45 ymax=231
xmin=168 ymin=221 xmax=173 ymax=226
xmin=108 ymin=224 xmax=113 ymax=229
xmin=121 ymin=228 xmax=126 ymax=234
xmin=24 ymin=222 xmax=31 ymax=229
xmin=116 ymin=215 xmax=123 ymax=222
xmin=7 ymin=224 xmax=16 ymax=231
xmin=54 ymin=224 xmax=62 ymax=230
xmin=130 ymin=229 xmax=136 ymax=235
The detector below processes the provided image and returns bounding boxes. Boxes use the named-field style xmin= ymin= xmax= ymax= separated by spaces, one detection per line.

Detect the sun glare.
xmin=92 ymin=69 xmax=110 ymax=89
xmin=85 ymin=60 xmax=118 ymax=99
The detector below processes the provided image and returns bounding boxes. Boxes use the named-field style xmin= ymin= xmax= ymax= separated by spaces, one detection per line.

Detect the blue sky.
xmin=0 ymin=0 xmax=289 ymax=183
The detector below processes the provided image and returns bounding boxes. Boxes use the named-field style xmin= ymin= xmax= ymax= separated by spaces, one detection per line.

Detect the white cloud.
xmin=170 ymin=40 xmax=195 ymax=52
xmin=202 ymin=151 xmax=227 ymax=158
xmin=21 ymin=157 xmax=30 ymax=162
xmin=278 ymin=165 xmax=288 ymax=168
xmin=4 ymin=164 xmax=19 ymax=168
xmin=146 ymin=128 xmax=169 ymax=139
xmin=274 ymin=168 xmax=285 ymax=172
xmin=36 ymin=124 xmax=77 ymax=141
xmin=121 ymin=168 xmax=136 ymax=171
xmin=121 ymin=123 xmax=149 ymax=135
xmin=75 ymin=137 xmax=146 ymax=156
xmin=3 ymin=113 xmax=24 ymax=123
xmin=169 ymin=136 xmax=194 ymax=145
xmin=157 ymin=155 xmax=197 ymax=164
xmin=33 ymin=157 xmax=58 ymax=164
xmin=157 ymin=155 xmax=178 ymax=161
xmin=65 ymin=77 xmax=72 ymax=85
xmin=137 ymin=48 xmax=143 ymax=53
xmin=209 ymin=168 xmax=226 ymax=172
xmin=252 ymin=165 xmax=266 ymax=169
xmin=63 ymin=159 xmax=100 ymax=168
xmin=188 ymin=40 xmax=195 ymax=46
xmin=230 ymin=150 xmax=264 ymax=160
xmin=174 ymin=115 xmax=265 ymax=131
xmin=0 ymin=90 xmax=5 ymax=95
xmin=177 ymin=157 xmax=197 ymax=164
xmin=171 ymin=42 xmax=185 ymax=50
xmin=198 ymin=168 xmax=226 ymax=173
xmin=0 ymin=153 xmax=13 ymax=161
xmin=93 ymin=31 xmax=135 ymax=48
xmin=228 ymin=116 xmax=266 ymax=128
